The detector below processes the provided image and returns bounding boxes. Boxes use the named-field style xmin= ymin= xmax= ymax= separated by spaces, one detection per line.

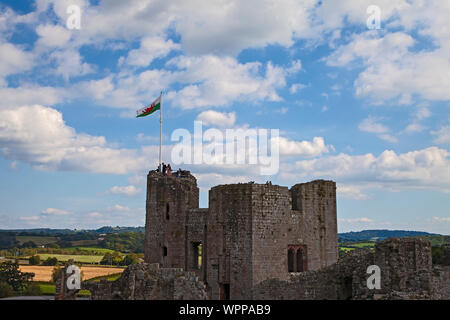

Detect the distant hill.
xmin=0 ymin=226 xmax=145 ymax=235
xmin=94 ymin=226 xmax=145 ymax=234
xmin=0 ymin=227 xmax=445 ymax=243
xmin=338 ymin=229 xmax=437 ymax=243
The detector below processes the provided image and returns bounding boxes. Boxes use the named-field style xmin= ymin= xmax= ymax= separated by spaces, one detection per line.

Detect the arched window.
xmin=288 ymin=245 xmax=307 ymax=273
xmin=163 ymin=246 xmax=167 ymax=257
xmin=288 ymin=248 xmax=295 ymax=272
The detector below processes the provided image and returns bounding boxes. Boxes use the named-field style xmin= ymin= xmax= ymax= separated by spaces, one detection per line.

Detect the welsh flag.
xmin=136 ymin=95 xmax=161 ymax=118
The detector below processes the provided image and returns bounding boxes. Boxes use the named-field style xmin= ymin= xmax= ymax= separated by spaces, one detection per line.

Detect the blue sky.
xmin=0 ymin=0 xmax=449 ymax=233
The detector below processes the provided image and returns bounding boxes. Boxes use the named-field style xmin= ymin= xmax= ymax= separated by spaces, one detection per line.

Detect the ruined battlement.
xmin=84 ymin=172 xmax=450 ymax=300
xmin=145 ymin=171 xmax=338 ymax=299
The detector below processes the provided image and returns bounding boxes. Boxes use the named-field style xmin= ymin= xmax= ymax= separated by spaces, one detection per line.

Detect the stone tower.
xmin=144 ymin=170 xmax=199 ymax=268
xmin=144 ymin=171 xmax=338 ymax=300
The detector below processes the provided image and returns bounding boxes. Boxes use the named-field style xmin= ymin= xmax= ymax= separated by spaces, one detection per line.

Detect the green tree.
xmin=21 ymin=241 xmax=37 ymax=249
xmin=0 ymin=282 xmax=14 ymax=298
xmin=121 ymin=253 xmax=138 ymax=266
xmin=100 ymin=252 xmax=122 ymax=265
xmin=51 ymin=266 xmax=62 ymax=284
xmin=29 ymin=255 xmax=41 ymax=265
xmin=0 ymin=261 xmax=34 ymax=292
xmin=42 ymin=257 xmax=58 ymax=266
xmin=23 ymin=282 xmax=42 ymax=296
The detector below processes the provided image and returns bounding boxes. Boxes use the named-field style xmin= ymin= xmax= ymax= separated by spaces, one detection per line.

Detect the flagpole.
xmin=159 ymin=91 xmax=162 ymax=173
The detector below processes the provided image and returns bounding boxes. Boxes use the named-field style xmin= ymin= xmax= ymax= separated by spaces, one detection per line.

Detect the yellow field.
xmin=19 ymin=265 xmax=124 ymax=282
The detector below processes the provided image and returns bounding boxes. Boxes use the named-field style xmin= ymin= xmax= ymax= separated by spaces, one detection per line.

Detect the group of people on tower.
xmin=156 ymin=163 xmax=182 ymax=177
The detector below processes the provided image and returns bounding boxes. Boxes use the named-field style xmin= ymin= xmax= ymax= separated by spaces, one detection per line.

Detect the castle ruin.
xmin=144 ymin=170 xmax=338 ymax=300
xmin=83 ymin=170 xmax=450 ymax=300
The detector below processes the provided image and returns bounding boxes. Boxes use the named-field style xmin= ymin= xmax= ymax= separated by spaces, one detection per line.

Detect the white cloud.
xmin=274 ymin=136 xmax=332 ymax=157
xmin=358 ymin=116 xmax=397 ymax=143
xmin=19 ymin=216 xmax=40 ymax=221
xmin=431 ymin=126 xmax=450 ymax=145
xmin=197 ymin=110 xmax=236 ymax=127
xmin=431 ymin=216 xmax=450 ymax=223
xmin=0 ymin=42 xmax=34 ymax=82
xmin=107 ymin=185 xmax=141 ymax=196
xmin=41 ymin=208 xmax=70 ymax=216
xmin=166 ymin=55 xmax=287 ymax=109
xmin=289 ymin=83 xmax=307 ymax=94
xmin=0 ymin=85 xmax=67 ymax=109
xmin=0 ymin=105 xmax=147 ymax=174
xmin=339 ymin=217 xmax=374 ymax=224
xmin=50 ymin=49 xmax=95 ymax=80
xmin=337 ymin=185 xmax=370 ymax=200
xmin=34 ymin=0 xmax=317 ymax=56
xmin=327 ymin=30 xmax=450 ymax=104
xmin=88 ymin=212 xmax=102 ymax=218
xmin=35 ymin=24 xmax=71 ymax=48
xmin=290 ymin=147 xmax=450 ymax=193
xmin=121 ymin=37 xmax=180 ymax=67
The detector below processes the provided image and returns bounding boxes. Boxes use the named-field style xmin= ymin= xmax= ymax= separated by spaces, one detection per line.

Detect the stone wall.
xmin=145 ymin=171 xmax=199 ymax=268
xmin=430 ymin=266 xmax=450 ymax=299
xmin=252 ymin=238 xmax=447 ymax=300
xmin=84 ymin=263 xmax=208 ymax=300
xmin=207 ymin=183 xmax=255 ymax=300
xmin=290 ymin=180 xmax=338 ymax=270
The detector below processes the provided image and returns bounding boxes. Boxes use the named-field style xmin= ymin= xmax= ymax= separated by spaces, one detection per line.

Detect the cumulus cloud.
xmin=197 ymin=110 xmax=236 ymax=127
xmin=166 ymin=55 xmax=287 ymax=109
xmin=0 ymin=42 xmax=34 ymax=82
xmin=35 ymin=24 xmax=71 ymax=48
xmin=107 ymin=185 xmax=141 ymax=196
xmin=327 ymin=30 xmax=450 ymax=104
xmin=358 ymin=116 xmax=397 ymax=143
xmin=289 ymin=83 xmax=307 ymax=94
xmin=0 ymin=86 xmax=68 ymax=109
xmin=0 ymin=105 xmax=147 ymax=174
xmin=339 ymin=217 xmax=374 ymax=224
xmin=41 ymin=208 xmax=70 ymax=216
xmin=120 ymin=37 xmax=180 ymax=67
xmin=49 ymin=49 xmax=95 ymax=80
xmin=290 ymin=147 xmax=450 ymax=193
xmin=337 ymin=185 xmax=370 ymax=200
xmin=431 ymin=126 xmax=450 ymax=145
xmin=274 ymin=136 xmax=332 ymax=157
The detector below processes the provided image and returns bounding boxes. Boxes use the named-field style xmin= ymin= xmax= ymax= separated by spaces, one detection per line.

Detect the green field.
xmin=16 ymin=236 xmax=58 ymax=246
xmin=66 ymin=247 xmax=119 ymax=255
xmin=348 ymin=242 xmax=375 ymax=248
xmin=339 ymin=241 xmax=376 ymax=253
xmin=37 ymin=254 xmax=103 ymax=263
xmin=36 ymin=281 xmax=56 ymax=295
xmin=36 ymin=271 xmax=122 ymax=297
xmin=86 ymin=272 xmax=123 ymax=282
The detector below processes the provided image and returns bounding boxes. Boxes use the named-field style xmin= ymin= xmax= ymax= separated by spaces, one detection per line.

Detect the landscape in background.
xmin=0 ymin=226 xmax=448 ymax=298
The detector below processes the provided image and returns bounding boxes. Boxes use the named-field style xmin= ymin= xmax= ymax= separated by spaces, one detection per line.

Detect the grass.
xmin=69 ymin=240 xmax=99 ymax=247
xmin=37 ymin=254 xmax=103 ymax=263
xmin=349 ymin=242 xmax=375 ymax=248
xmin=16 ymin=236 xmax=58 ymax=246
xmin=35 ymin=271 xmax=122 ymax=298
xmin=65 ymin=247 xmax=119 ymax=255
xmin=36 ymin=281 xmax=56 ymax=295
xmin=339 ymin=241 xmax=376 ymax=253
xmin=86 ymin=272 xmax=123 ymax=282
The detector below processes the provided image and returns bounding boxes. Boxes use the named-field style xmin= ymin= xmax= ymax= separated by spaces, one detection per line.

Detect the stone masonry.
xmin=84 ymin=171 xmax=449 ymax=300
xmin=144 ymin=170 xmax=337 ymax=299
xmin=83 ymin=263 xmax=208 ymax=300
